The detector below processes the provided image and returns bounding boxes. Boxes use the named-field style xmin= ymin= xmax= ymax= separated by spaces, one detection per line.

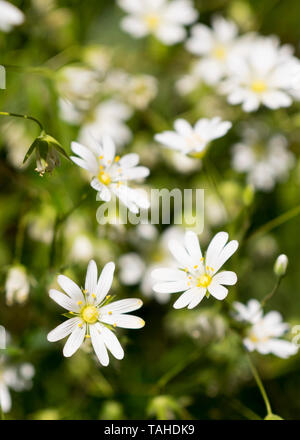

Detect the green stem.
xmin=49 ymin=193 xmax=89 ymax=268
xmin=261 ymin=276 xmax=283 ymax=307
xmin=155 ymin=350 xmax=201 ymax=391
xmin=247 ymin=353 xmax=272 ymax=417
xmin=247 ymin=203 xmax=300 ymax=242
xmin=0 ymin=111 xmax=44 ymax=133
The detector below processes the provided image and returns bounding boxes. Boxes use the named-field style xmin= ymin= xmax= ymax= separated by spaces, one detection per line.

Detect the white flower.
xmin=79 ymin=99 xmax=132 ymax=149
xmin=232 ymin=132 xmax=295 ymax=191
xmin=155 ymin=117 xmax=232 ymax=157
xmin=71 ymin=135 xmax=150 ymax=214
xmin=0 ymin=327 xmax=35 ymax=413
xmin=0 ymin=0 xmax=24 ymax=32
xmin=118 ymin=0 xmax=198 ymax=45
xmin=47 ymin=260 xmax=145 ymax=366
xmin=5 ymin=265 xmax=30 ymax=306
xmin=233 ymin=300 xmax=298 ymax=359
xmin=56 ymin=66 xmax=100 ymax=101
xmin=152 ymin=230 xmax=238 ymax=309
xmin=186 ymin=16 xmax=238 ymax=85
xmin=126 ymin=75 xmax=158 ymax=110
xmin=119 ymin=253 xmax=146 ymax=285
xmin=232 ymin=299 xmax=263 ymax=324
xmin=220 ymin=35 xmax=300 ymax=112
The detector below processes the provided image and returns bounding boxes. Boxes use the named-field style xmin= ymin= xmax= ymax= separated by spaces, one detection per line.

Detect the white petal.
xmin=85 ymin=260 xmax=98 ymax=295
xmin=151 ymin=268 xmax=187 ymax=281
xmin=101 ymin=314 xmax=145 ymax=329
xmin=187 ymin=287 xmax=207 ymax=309
xmin=212 ymin=271 xmax=237 ymax=286
xmin=47 ymin=318 xmax=82 ymax=342
xmin=102 ymin=135 xmax=116 ymax=166
xmin=184 ymin=230 xmax=202 ymax=261
xmin=213 ymin=240 xmax=239 ymax=273
xmin=95 ymin=262 xmax=115 ymax=304
xmin=49 ymin=289 xmax=79 ymax=312
xmin=57 ymin=275 xmax=84 ymax=302
xmin=119 ymin=166 xmax=149 ymax=180
xmin=207 ymin=281 xmax=228 ymax=300
xmin=119 ymin=153 xmax=139 ymax=168
xmin=101 ymin=298 xmax=143 ymax=315
xmin=267 ymin=339 xmax=298 ymax=358
xmin=70 ymin=155 xmax=95 ymax=174
xmin=173 ymin=287 xmax=204 ymax=309
xmin=169 ymin=239 xmax=193 ymax=268
xmin=63 ymin=323 xmax=86 ymax=357
xmin=71 ymin=142 xmax=97 ymax=170
xmin=90 ymin=324 xmax=109 ymax=366
xmin=174 ymin=118 xmax=193 ymax=136
xmin=100 ymin=326 xmax=124 ymax=360
xmin=153 ymin=279 xmax=189 ymax=294
xmin=205 ymin=231 xmax=228 ymax=270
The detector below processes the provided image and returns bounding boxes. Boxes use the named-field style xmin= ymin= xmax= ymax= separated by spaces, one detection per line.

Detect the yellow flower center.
xmin=98 ymin=171 xmax=111 ymax=185
xmin=144 ymin=14 xmax=160 ymax=30
xmin=251 ymin=80 xmax=267 ymax=94
xmin=81 ymin=305 xmax=99 ymax=324
xmin=196 ymin=274 xmax=212 ymax=288
xmin=213 ymin=45 xmax=226 ymax=60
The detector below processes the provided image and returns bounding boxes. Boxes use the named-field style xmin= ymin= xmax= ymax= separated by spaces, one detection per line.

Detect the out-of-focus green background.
xmin=1 ymin=0 xmax=300 ymax=420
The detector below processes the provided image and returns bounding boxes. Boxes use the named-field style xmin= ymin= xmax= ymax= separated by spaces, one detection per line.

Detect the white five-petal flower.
xmin=220 ymin=35 xmax=300 ymax=112
xmin=118 ymin=0 xmax=198 ymax=45
xmin=0 ymin=0 xmax=24 ymax=32
xmin=47 ymin=260 xmax=145 ymax=366
xmin=232 ymin=130 xmax=295 ymax=192
xmin=71 ymin=135 xmax=150 ymax=214
xmin=152 ymin=230 xmax=238 ymax=309
xmin=186 ymin=16 xmax=239 ymax=85
xmin=155 ymin=117 xmax=232 ymax=158
xmin=233 ymin=300 xmax=298 ymax=359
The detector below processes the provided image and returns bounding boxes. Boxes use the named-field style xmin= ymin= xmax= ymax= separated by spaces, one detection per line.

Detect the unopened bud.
xmin=274 ymin=254 xmax=288 ymax=277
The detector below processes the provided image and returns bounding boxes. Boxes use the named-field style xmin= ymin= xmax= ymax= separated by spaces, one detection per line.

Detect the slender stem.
xmin=0 ymin=111 xmax=44 ymax=133
xmin=203 ymin=157 xmax=229 ymax=221
xmin=0 ymin=405 xmax=5 ymax=420
xmin=49 ymin=193 xmax=89 ymax=268
xmin=261 ymin=276 xmax=283 ymax=307
xmin=247 ymin=203 xmax=300 ymax=242
xmin=155 ymin=350 xmax=201 ymax=391
xmin=247 ymin=353 xmax=272 ymax=417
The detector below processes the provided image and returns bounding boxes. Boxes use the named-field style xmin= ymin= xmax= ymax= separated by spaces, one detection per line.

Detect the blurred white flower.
xmin=220 ymin=35 xmax=300 ymax=111
xmin=152 ymin=230 xmax=238 ymax=309
xmin=119 ymin=253 xmax=146 ymax=285
xmin=155 ymin=117 xmax=232 ymax=157
xmin=118 ymin=0 xmax=198 ymax=45
xmin=5 ymin=265 xmax=30 ymax=306
xmin=70 ymin=235 xmax=94 ymax=264
xmin=0 ymin=327 xmax=35 ymax=413
xmin=186 ymin=16 xmax=239 ymax=85
xmin=232 ymin=299 xmax=263 ymax=324
xmin=0 ymin=0 xmax=24 ymax=32
xmin=56 ymin=65 xmax=100 ymax=102
xmin=232 ymin=132 xmax=295 ymax=191
xmin=79 ymin=99 xmax=132 ymax=149
xmin=233 ymin=300 xmax=298 ymax=359
xmin=136 ymin=224 xmax=158 ymax=241
xmin=47 ymin=260 xmax=145 ymax=366
xmin=126 ymin=75 xmax=158 ymax=110
xmin=71 ymin=136 xmax=150 ymax=214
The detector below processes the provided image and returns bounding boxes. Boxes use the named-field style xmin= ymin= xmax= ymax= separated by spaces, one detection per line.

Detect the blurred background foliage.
xmin=1 ymin=0 xmax=300 ymax=420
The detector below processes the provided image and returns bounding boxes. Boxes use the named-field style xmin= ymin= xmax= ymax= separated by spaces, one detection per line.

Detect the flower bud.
xmin=5 ymin=265 xmax=30 ymax=305
xmin=274 ymin=254 xmax=288 ymax=277
xmin=23 ymin=132 xmax=70 ymax=176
